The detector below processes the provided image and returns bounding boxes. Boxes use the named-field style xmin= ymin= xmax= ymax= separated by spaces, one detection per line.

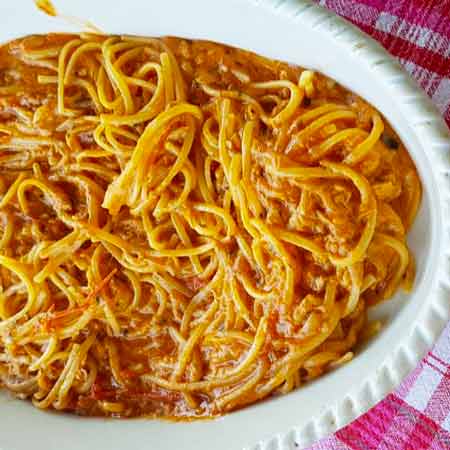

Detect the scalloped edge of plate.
xmin=246 ymin=1 xmax=450 ymax=449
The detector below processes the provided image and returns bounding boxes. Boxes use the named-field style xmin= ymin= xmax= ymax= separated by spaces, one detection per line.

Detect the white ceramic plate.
xmin=1 ymin=1 xmax=450 ymax=449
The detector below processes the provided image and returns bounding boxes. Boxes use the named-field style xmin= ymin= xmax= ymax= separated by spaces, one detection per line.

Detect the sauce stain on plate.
xmin=34 ymin=0 xmax=57 ymax=16
xmin=34 ymin=0 xmax=103 ymax=34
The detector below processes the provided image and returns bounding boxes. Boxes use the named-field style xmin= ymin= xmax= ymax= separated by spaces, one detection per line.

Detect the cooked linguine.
xmin=0 ymin=34 xmax=421 ymax=417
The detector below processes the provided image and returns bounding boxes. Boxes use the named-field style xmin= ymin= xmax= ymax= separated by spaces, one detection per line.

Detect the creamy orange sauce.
xmin=0 ymin=34 xmax=421 ymax=418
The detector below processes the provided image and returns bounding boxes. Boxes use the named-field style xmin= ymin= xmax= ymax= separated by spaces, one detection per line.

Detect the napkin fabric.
xmin=308 ymin=1 xmax=450 ymax=449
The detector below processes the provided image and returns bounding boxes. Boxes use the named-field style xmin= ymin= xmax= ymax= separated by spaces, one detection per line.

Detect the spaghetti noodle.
xmin=0 ymin=34 xmax=421 ymax=418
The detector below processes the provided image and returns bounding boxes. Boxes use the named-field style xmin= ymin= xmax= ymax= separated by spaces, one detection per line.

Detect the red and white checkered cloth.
xmin=307 ymin=1 xmax=450 ymax=449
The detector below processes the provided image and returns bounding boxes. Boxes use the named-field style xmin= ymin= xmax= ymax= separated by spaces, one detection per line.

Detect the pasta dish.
xmin=0 ymin=34 xmax=421 ymax=418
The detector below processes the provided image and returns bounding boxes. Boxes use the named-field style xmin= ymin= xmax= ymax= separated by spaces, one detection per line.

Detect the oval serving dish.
xmin=0 ymin=1 xmax=449 ymax=449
